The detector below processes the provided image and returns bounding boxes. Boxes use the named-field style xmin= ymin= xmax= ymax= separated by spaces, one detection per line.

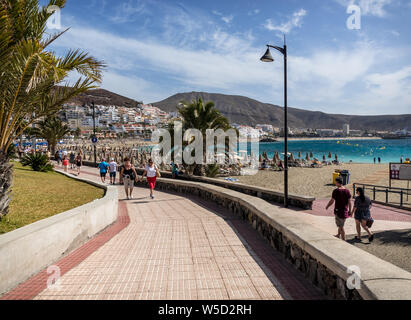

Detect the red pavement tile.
xmin=0 ymin=200 xmax=130 ymax=300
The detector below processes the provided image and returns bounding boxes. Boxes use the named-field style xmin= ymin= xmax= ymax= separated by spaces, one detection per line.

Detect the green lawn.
xmin=0 ymin=162 xmax=105 ymax=234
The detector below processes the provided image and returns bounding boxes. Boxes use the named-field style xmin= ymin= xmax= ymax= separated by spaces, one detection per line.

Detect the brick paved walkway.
xmin=2 ymin=166 xmax=324 ymax=300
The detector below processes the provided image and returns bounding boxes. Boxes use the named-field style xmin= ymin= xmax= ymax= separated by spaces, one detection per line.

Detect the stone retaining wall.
xmin=0 ymin=172 xmax=118 ymax=295
xmin=139 ymin=177 xmax=411 ymax=300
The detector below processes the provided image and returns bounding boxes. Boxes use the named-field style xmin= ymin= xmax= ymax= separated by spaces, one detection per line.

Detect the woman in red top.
xmin=62 ymin=156 xmax=69 ymax=172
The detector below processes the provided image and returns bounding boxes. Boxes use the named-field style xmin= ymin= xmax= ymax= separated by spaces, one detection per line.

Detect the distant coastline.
xmin=239 ymin=137 xmax=382 ymax=143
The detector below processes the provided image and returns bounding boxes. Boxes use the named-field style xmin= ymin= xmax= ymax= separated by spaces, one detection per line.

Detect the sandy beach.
xmin=233 ymin=163 xmax=388 ymax=199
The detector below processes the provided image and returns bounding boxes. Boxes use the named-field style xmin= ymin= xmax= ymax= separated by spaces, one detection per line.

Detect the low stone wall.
xmin=140 ymin=177 xmax=411 ymax=300
xmin=0 ymin=172 xmax=118 ymax=295
xmin=79 ymin=160 xmax=314 ymax=209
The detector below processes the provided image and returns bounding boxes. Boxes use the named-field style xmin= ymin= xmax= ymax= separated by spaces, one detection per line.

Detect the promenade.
xmin=3 ymin=164 xmax=410 ymax=300
xmin=2 ymin=165 xmax=324 ymax=300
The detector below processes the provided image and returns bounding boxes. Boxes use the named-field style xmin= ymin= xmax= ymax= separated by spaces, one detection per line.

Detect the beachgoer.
xmin=351 ymin=187 xmax=374 ymax=242
xmin=400 ymin=156 xmax=403 ymax=163
xmin=373 ymin=157 xmax=376 ymax=164
xmin=109 ymin=158 xmax=118 ymax=185
xmin=121 ymin=157 xmax=138 ymax=200
xmin=55 ymin=150 xmax=61 ymax=165
xmin=18 ymin=145 xmax=23 ymax=159
xmin=62 ymin=156 xmax=69 ymax=172
xmin=75 ymin=153 xmax=82 ymax=175
xmin=141 ymin=159 xmax=160 ymax=199
xmin=326 ymin=177 xmax=352 ymax=241
xmin=69 ymin=152 xmax=75 ymax=169
xmin=171 ymin=161 xmax=179 ymax=179
xmin=378 ymin=157 xmax=381 ymax=164
xmin=98 ymin=158 xmax=109 ymax=183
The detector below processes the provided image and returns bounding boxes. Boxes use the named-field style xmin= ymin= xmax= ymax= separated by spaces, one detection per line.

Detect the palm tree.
xmin=176 ymin=97 xmax=231 ymax=176
xmin=0 ymin=0 xmax=105 ymax=218
xmin=32 ymin=117 xmax=70 ymax=154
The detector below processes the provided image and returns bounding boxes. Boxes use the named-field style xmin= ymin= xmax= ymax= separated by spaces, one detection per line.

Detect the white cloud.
xmin=248 ymin=9 xmax=260 ymax=16
xmin=335 ymin=0 xmax=392 ymax=17
xmin=109 ymin=0 xmax=147 ymax=23
xmin=212 ymin=10 xmax=234 ymax=24
xmin=221 ymin=15 xmax=234 ymax=24
xmin=264 ymin=9 xmax=307 ymax=34
xmin=51 ymin=20 xmax=410 ymax=114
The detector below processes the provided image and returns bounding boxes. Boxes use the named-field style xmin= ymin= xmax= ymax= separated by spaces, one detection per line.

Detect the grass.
xmin=0 ymin=162 xmax=105 ymax=234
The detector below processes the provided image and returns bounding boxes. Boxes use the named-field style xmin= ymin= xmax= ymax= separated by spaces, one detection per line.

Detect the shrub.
xmin=21 ymin=153 xmax=53 ymax=172
xmin=205 ymin=164 xmax=219 ymax=178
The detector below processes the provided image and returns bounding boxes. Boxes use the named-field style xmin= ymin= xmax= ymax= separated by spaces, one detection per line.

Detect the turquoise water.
xmin=245 ymin=139 xmax=411 ymax=164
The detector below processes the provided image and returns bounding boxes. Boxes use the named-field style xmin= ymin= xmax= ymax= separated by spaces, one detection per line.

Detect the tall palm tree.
xmin=32 ymin=117 xmax=70 ymax=154
xmin=0 ymin=0 xmax=105 ymax=218
xmin=177 ymin=97 xmax=231 ymax=176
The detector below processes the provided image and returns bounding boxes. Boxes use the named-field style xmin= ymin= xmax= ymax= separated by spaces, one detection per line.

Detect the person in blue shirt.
xmin=98 ymin=158 xmax=109 ymax=183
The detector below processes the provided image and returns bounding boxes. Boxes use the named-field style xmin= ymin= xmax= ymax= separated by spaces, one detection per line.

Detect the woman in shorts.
xmin=141 ymin=158 xmax=160 ymax=199
xmin=120 ymin=157 xmax=138 ymax=200
xmin=351 ymin=187 xmax=374 ymax=242
xmin=75 ymin=153 xmax=82 ymax=176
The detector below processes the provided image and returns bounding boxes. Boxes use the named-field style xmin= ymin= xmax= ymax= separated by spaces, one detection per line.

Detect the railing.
xmin=353 ymin=183 xmax=411 ymax=209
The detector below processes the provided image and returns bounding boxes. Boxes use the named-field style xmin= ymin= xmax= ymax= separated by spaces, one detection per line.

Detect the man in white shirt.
xmin=109 ymin=158 xmax=118 ymax=185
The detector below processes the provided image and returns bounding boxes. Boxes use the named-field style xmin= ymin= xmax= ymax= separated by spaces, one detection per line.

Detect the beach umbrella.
xmin=310 ymin=151 xmax=313 ymax=158
xmin=298 ymin=151 xmax=301 ymax=158
xmin=306 ymin=153 xmax=310 ymax=161
xmin=323 ymin=154 xmax=326 ymax=161
xmin=335 ymin=154 xmax=338 ymax=161
xmin=328 ymin=152 xmax=332 ymax=158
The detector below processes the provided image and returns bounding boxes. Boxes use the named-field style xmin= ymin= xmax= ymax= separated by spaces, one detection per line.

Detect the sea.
xmin=249 ymin=138 xmax=411 ymax=164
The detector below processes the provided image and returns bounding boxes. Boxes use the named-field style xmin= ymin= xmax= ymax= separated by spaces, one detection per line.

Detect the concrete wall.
xmin=0 ymin=172 xmax=118 ymax=295
xmin=144 ymin=177 xmax=411 ymax=300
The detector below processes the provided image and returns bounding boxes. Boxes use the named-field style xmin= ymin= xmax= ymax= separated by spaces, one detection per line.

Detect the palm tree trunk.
xmin=0 ymin=150 xmax=13 ymax=219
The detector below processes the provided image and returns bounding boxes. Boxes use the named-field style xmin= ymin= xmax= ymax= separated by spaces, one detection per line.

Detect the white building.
xmin=343 ymin=124 xmax=350 ymax=136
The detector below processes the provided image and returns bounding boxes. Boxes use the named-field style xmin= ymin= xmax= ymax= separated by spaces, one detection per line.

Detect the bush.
xmin=21 ymin=153 xmax=53 ymax=172
xmin=205 ymin=164 xmax=219 ymax=178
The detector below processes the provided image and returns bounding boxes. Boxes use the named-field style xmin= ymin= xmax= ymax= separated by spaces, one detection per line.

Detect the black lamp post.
xmin=92 ymin=101 xmax=97 ymax=167
xmin=260 ymin=36 xmax=289 ymax=208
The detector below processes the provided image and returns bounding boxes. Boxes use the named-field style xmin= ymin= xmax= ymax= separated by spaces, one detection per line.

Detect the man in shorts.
xmin=109 ymin=158 xmax=118 ymax=185
xmin=326 ymin=177 xmax=352 ymax=241
xmin=98 ymin=158 xmax=109 ymax=183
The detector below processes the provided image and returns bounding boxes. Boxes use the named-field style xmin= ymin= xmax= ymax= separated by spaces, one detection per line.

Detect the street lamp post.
xmin=92 ymin=101 xmax=97 ymax=167
xmin=260 ymin=35 xmax=289 ymax=208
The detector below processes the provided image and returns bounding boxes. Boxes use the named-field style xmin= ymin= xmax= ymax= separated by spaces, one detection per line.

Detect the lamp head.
xmin=260 ymin=47 xmax=274 ymax=62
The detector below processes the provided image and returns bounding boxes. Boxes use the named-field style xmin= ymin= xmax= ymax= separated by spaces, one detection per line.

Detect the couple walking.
xmin=121 ymin=158 xmax=160 ymax=200
xmin=326 ymin=177 xmax=374 ymax=242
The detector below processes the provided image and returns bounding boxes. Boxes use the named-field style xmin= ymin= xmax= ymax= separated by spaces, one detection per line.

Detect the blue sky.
xmin=44 ymin=0 xmax=411 ymax=115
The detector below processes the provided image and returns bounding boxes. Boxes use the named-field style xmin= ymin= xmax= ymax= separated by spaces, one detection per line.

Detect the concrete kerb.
xmin=149 ymin=176 xmax=411 ymax=300
xmin=0 ymin=169 xmax=118 ymax=296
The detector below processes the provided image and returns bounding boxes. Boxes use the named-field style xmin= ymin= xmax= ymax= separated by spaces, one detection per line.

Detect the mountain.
xmin=153 ymin=92 xmax=411 ymax=131
xmin=67 ymin=89 xmax=142 ymax=108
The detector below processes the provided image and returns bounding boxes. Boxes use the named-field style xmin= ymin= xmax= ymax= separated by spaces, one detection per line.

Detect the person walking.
xmin=400 ymin=156 xmax=403 ymax=163
xmin=120 ymin=157 xmax=138 ymax=200
xmin=378 ymin=157 xmax=381 ymax=164
xmin=55 ymin=150 xmax=61 ymax=166
xmin=75 ymin=153 xmax=82 ymax=176
xmin=373 ymin=157 xmax=376 ymax=164
xmin=351 ymin=187 xmax=374 ymax=242
xmin=326 ymin=177 xmax=352 ymax=241
xmin=62 ymin=156 xmax=69 ymax=172
xmin=98 ymin=158 xmax=109 ymax=183
xmin=69 ymin=151 xmax=75 ymax=170
xmin=109 ymin=158 xmax=118 ymax=185
xmin=141 ymin=158 xmax=160 ymax=199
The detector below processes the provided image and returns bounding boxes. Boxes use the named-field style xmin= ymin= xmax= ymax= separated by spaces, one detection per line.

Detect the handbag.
xmin=366 ymin=217 xmax=374 ymax=228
